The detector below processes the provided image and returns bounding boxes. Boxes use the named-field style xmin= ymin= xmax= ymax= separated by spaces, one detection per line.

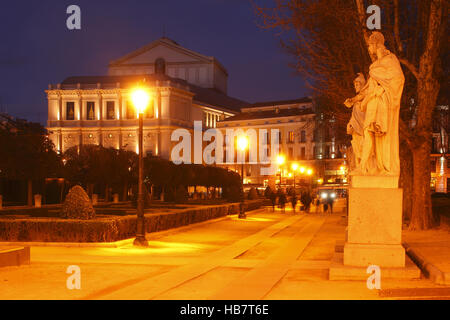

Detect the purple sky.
xmin=0 ymin=0 xmax=309 ymax=124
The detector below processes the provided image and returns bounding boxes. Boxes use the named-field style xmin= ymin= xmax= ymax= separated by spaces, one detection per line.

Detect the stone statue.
xmin=344 ymin=31 xmax=405 ymax=176
xmin=344 ymin=73 xmax=366 ymax=169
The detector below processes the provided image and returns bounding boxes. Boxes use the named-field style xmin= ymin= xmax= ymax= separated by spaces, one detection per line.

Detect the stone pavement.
xmin=403 ymin=225 xmax=450 ymax=285
xmin=0 ymin=207 xmax=449 ymax=300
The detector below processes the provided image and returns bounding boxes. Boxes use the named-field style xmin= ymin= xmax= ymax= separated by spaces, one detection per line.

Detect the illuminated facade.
xmin=46 ymin=37 xmax=244 ymax=158
xmin=430 ymin=105 xmax=449 ymax=193
xmin=216 ymin=99 xmax=347 ymax=188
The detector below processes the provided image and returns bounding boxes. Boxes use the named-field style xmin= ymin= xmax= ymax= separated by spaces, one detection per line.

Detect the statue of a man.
xmin=344 ymin=73 xmax=366 ymax=169
xmin=345 ymin=31 xmax=405 ymax=176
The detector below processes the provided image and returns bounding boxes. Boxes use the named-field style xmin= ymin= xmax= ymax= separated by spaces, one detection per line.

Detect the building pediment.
xmin=109 ymin=37 xmax=214 ymax=66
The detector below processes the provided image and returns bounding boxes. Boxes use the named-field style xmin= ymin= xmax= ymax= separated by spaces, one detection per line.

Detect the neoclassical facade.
xmin=46 ymin=37 xmax=347 ymax=189
xmin=46 ymin=37 xmax=246 ymax=159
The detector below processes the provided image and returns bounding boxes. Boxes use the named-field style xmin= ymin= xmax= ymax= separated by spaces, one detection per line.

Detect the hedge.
xmin=0 ymin=200 xmax=264 ymax=242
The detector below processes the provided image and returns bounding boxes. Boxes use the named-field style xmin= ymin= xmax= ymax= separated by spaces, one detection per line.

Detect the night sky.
xmin=0 ymin=0 xmax=309 ymax=124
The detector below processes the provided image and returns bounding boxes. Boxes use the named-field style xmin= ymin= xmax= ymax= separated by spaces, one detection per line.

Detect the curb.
xmin=403 ymin=242 xmax=449 ymax=285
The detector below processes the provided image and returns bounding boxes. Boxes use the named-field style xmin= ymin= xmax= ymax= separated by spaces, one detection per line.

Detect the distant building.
xmin=216 ymin=99 xmax=347 ymax=189
xmin=46 ymin=37 xmax=346 ymax=189
xmin=46 ymin=37 xmax=247 ymax=158
xmin=431 ymin=105 xmax=449 ymax=193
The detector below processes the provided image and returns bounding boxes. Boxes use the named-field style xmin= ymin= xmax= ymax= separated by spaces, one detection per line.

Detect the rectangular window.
xmin=288 ymin=147 xmax=293 ymax=159
xmin=66 ymin=102 xmax=75 ymax=120
xmin=301 ymin=147 xmax=306 ymax=159
xmin=87 ymin=102 xmax=95 ymax=120
xmin=106 ymin=101 xmax=115 ymax=120
xmin=127 ymin=101 xmax=136 ymax=119
xmin=145 ymin=100 xmax=154 ymax=119
xmin=300 ymin=130 xmax=306 ymax=143
xmin=288 ymin=131 xmax=294 ymax=143
xmin=278 ymin=131 xmax=282 ymax=144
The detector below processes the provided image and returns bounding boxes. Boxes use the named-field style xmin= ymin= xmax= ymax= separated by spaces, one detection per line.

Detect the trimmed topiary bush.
xmin=60 ymin=185 xmax=96 ymax=220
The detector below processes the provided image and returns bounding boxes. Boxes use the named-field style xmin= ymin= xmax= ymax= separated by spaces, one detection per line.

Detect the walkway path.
xmin=0 ymin=207 xmax=448 ymax=300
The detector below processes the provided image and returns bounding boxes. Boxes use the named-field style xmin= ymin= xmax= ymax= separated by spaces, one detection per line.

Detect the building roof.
xmin=248 ymin=97 xmax=312 ymax=108
xmin=221 ymin=107 xmax=315 ymax=122
xmin=109 ymin=37 xmax=229 ymax=76
xmin=58 ymin=74 xmax=248 ymax=113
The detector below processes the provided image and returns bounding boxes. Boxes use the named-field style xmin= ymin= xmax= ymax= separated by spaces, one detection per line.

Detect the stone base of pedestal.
xmin=0 ymin=247 xmax=30 ymax=268
xmin=344 ymin=177 xmax=406 ymax=268
xmin=329 ymin=251 xmax=420 ymax=281
xmin=344 ymin=243 xmax=405 ymax=267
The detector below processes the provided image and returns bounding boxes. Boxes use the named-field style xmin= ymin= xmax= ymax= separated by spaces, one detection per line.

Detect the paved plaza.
xmin=0 ymin=207 xmax=449 ymax=300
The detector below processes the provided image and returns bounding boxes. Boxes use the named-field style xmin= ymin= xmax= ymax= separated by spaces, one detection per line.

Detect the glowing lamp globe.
xmin=237 ymin=136 xmax=249 ymax=151
xmin=131 ymin=89 xmax=150 ymax=114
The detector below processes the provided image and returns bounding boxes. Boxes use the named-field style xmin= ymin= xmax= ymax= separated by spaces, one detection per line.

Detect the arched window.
xmin=155 ymin=58 xmax=166 ymax=74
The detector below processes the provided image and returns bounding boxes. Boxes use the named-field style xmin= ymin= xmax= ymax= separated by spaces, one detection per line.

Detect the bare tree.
xmin=254 ymin=0 xmax=448 ymax=229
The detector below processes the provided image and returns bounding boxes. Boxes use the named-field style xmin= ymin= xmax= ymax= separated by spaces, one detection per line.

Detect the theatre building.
xmin=46 ymin=37 xmax=347 ymax=189
xmin=46 ymin=37 xmax=247 ymax=158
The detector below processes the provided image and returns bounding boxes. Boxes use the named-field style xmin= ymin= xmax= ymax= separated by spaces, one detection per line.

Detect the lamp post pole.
xmin=237 ymin=135 xmax=248 ymax=219
xmin=239 ymin=160 xmax=246 ymax=219
xmin=293 ymin=171 xmax=296 ymax=190
xmin=131 ymin=87 xmax=150 ymax=247
xmin=134 ymin=111 xmax=148 ymax=247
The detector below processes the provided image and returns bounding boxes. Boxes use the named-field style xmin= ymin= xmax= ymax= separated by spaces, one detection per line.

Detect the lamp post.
xmin=291 ymin=163 xmax=298 ymax=190
xmin=131 ymin=88 xmax=150 ymax=247
xmin=237 ymin=135 xmax=249 ymax=219
xmin=276 ymin=154 xmax=285 ymax=189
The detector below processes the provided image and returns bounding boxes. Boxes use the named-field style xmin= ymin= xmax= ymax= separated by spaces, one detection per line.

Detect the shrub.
xmin=60 ymin=185 xmax=96 ymax=220
xmin=248 ymin=187 xmax=258 ymax=200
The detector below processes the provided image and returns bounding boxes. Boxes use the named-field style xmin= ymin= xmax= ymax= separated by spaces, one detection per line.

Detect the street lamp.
xmin=276 ymin=154 xmax=285 ymax=188
xmin=131 ymin=87 xmax=150 ymax=247
xmin=291 ymin=162 xmax=298 ymax=189
xmin=237 ymin=135 xmax=249 ymax=219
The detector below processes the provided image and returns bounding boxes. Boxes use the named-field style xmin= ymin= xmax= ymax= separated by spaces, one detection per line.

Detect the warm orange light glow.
xmin=237 ymin=135 xmax=249 ymax=151
xmin=299 ymin=166 xmax=306 ymax=174
xmin=306 ymin=168 xmax=313 ymax=175
xmin=131 ymin=88 xmax=150 ymax=114
xmin=277 ymin=154 xmax=286 ymax=166
xmin=292 ymin=163 xmax=299 ymax=171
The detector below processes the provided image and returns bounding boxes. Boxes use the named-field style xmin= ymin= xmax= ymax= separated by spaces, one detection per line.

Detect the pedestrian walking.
xmin=291 ymin=192 xmax=297 ymax=213
xmin=278 ymin=191 xmax=287 ymax=213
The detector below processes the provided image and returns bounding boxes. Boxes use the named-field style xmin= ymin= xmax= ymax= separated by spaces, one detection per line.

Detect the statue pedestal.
xmin=329 ymin=175 xmax=419 ymax=280
xmin=344 ymin=180 xmax=405 ymax=267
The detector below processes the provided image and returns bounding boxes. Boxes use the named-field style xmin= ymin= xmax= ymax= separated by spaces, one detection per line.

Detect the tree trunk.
xmin=399 ymin=142 xmax=413 ymax=223
xmin=409 ymin=78 xmax=440 ymax=230
xmin=27 ymin=179 xmax=33 ymax=206
xmin=410 ymin=141 xmax=434 ymax=229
